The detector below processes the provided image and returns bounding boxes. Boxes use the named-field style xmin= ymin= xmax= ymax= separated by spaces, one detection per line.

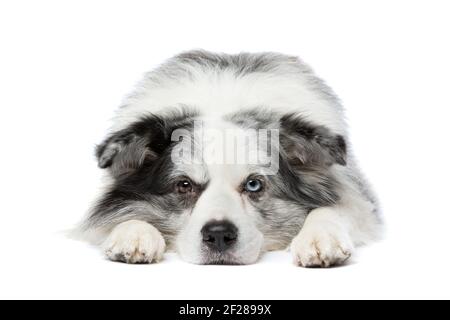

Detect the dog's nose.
xmin=201 ymin=220 xmax=238 ymax=252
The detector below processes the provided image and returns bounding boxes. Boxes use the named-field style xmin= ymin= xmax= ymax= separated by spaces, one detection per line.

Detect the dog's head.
xmin=90 ymin=108 xmax=346 ymax=265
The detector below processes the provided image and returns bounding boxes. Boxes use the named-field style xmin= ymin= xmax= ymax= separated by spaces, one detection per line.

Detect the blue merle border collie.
xmin=74 ymin=50 xmax=382 ymax=267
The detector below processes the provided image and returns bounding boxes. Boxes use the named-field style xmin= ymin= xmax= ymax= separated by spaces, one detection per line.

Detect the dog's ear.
xmin=96 ymin=111 xmax=198 ymax=177
xmin=96 ymin=131 xmax=155 ymax=176
xmin=95 ymin=115 xmax=173 ymax=177
xmin=279 ymin=114 xmax=347 ymax=167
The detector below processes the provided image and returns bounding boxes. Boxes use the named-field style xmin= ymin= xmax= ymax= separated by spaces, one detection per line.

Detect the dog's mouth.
xmin=203 ymin=258 xmax=243 ymax=266
xmin=201 ymin=252 xmax=244 ymax=265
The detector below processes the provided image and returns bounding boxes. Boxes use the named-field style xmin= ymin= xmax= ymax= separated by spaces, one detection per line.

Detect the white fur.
xmin=102 ymin=220 xmax=166 ymax=264
xmin=113 ymin=69 xmax=346 ymax=136
xmin=291 ymin=165 xmax=381 ymax=267
xmin=291 ymin=207 xmax=354 ymax=267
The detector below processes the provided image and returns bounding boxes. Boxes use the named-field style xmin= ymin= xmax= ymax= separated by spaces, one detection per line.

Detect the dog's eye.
xmin=176 ymin=180 xmax=193 ymax=194
xmin=244 ymin=179 xmax=263 ymax=193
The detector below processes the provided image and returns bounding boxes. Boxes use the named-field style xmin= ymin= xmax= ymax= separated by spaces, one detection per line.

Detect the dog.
xmin=75 ymin=50 xmax=381 ymax=267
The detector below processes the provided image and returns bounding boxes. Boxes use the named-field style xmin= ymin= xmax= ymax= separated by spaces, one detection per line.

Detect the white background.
xmin=1 ymin=0 xmax=449 ymax=300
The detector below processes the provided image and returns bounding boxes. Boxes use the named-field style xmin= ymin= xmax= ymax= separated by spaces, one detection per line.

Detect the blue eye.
xmin=245 ymin=179 xmax=263 ymax=193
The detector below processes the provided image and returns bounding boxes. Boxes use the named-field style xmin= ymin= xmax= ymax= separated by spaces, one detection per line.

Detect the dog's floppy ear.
xmin=96 ymin=131 xmax=154 ymax=175
xmin=96 ymin=110 xmax=198 ymax=176
xmin=279 ymin=114 xmax=347 ymax=166
xmin=95 ymin=115 xmax=172 ymax=177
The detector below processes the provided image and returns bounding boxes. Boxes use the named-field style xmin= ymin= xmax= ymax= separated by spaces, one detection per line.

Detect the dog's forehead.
xmin=200 ymin=116 xmax=261 ymax=154
xmin=171 ymin=116 xmax=265 ymax=185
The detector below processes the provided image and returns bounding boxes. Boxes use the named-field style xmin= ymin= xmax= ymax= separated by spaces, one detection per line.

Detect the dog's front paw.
xmin=291 ymin=223 xmax=353 ymax=268
xmin=102 ymin=220 xmax=166 ymax=264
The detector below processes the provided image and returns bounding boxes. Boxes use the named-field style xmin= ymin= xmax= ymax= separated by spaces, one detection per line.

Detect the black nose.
xmin=201 ymin=221 xmax=238 ymax=252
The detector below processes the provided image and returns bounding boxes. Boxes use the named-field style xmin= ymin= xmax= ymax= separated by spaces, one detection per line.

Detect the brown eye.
xmin=176 ymin=180 xmax=193 ymax=194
